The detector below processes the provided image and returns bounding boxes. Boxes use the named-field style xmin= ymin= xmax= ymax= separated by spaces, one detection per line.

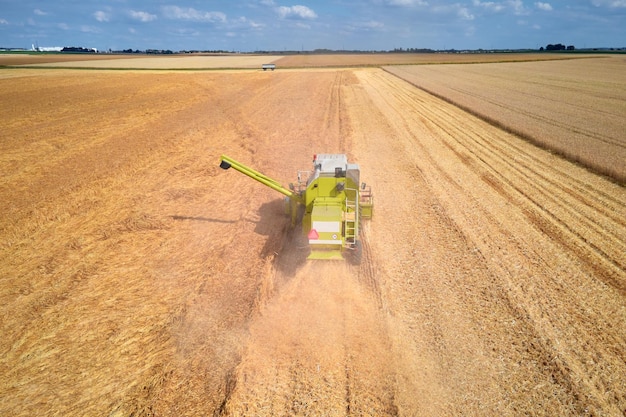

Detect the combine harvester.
xmin=219 ymin=154 xmax=373 ymax=260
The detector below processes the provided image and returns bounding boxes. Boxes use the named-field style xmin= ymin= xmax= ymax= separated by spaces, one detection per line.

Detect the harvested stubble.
xmin=7 ymin=55 xmax=285 ymax=69
xmin=1 ymin=66 xmax=625 ymax=416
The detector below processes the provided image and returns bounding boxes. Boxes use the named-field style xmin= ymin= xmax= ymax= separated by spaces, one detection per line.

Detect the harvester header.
xmin=219 ymin=154 xmax=373 ymax=260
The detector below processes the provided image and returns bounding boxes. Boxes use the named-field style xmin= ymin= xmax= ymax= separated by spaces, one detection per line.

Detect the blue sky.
xmin=1 ymin=1 xmax=624 ymax=51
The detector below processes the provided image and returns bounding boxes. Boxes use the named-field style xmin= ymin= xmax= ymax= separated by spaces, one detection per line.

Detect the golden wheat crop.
xmin=385 ymin=56 xmax=626 ymax=182
xmin=1 ymin=63 xmax=624 ymax=416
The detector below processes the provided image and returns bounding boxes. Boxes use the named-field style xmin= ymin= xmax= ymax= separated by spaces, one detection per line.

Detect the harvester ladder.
xmin=344 ymin=188 xmax=359 ymax=248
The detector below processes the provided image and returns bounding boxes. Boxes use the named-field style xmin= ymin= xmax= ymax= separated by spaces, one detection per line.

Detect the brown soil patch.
xmin=1 ymin=65 xmax=624 ymax=416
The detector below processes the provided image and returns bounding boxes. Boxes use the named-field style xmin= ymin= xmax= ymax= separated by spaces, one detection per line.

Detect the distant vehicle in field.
xmin=262 ymin=63 xmax=276 ymax=71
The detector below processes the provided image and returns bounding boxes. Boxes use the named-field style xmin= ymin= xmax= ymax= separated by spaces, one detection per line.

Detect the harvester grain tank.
xmin=219 ymin=154 xmax=373 ymax=260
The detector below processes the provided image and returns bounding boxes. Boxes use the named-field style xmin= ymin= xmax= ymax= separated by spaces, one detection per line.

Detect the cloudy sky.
xmin=0 ymin=0 xmax=624 ymax=52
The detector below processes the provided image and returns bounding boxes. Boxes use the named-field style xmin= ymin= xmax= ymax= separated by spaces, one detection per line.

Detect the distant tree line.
xmin=179 ymin=50 xmax=231 ymax=54
xmin=540 ymin=43 xmax=575 ymax=51
xmin=62 ymin=46 xmax=96 ymax=53
xmin=391 ymin=47 xmax=436 ymax=53
xmin=112 ymin=48 xmax=173 ymax=54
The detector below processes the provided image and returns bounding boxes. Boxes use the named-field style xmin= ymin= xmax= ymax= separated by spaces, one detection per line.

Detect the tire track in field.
xmin=353 ymin=69 xmax=626 ymax=415
xmin=346 ymin=73 xmax=512 ymax=414
xmin=222 ymin=259 xmax=397 ymax=416
xmin=376 ymin=69 xmax=626 ymax=288
xmin=428 ymin=102 xmax=626 ymax=286
xmin=379 ymin=65 xmax=626 ymax=307
xmin=321 ymin=71 xmax=346 ymax=151
xmin=219 ymin=70 xmax=397 ymax=416
xmin=352 ymin=224 xmax=384 ymax=310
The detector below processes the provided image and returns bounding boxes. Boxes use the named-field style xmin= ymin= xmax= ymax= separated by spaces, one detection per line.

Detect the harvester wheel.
xmin=348 ymin=241 xmax=363 ymax=265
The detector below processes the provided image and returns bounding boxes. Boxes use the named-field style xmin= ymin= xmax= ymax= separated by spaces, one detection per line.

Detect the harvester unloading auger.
xmin=219 ymin=154 xmax=373 ymax=260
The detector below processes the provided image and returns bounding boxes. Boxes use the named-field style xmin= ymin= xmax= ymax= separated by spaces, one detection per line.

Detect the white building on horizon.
xmin=32 ymin=44 xmax=63 ymax=52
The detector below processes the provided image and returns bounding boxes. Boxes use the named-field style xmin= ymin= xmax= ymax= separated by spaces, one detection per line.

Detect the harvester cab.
xmin=219 ymin=154 xmax=373 ymax=261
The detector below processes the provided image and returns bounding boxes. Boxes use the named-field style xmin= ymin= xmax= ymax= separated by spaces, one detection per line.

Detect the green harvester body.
xmin=219 ymin=154 xmax=373 ymax=260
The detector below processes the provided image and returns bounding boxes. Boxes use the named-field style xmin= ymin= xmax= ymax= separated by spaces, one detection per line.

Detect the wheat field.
xmin=385 ymin=56 xmax=626 ymax=182
xmin=1 ymin=55 xmax=624 ymax=416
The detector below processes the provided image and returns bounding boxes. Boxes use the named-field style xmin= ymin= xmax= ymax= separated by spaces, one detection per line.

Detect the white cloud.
xmin=234 ymin=16 xmax=265 ymax=29
xmin=458 ymin=7 xmax=475 ymax=20
xmin=432 ymin=3 xmax=475 ymax=19
xmin=173 ymin=28 xmax=200 ymax=36
xmin=162 ymin=6 xmax=226 ymax=22
xmin=0 ymin=18 xmax=8 ymax=25
xmin=472 ymin=0 xmax=505 ymax=12
xmin=361 ymin=20 xmax=385 ymax=29
xmin=34 ymin=9 xmax=47 ymax=16
xmin=592 ymin=0 xmax=626 ymax=7
xmin=386 ymin=0 xmax=428 ymax=5
xmin=508 ymin=0 xmax=529 ymax=15
xmin=343 ymin=20 xmax=385 ymax=35
xmin=535 ymin=2 xmax=553 ymax=11
xmin=94 ymin=11 xmax=110 ymax=22
xmin=58 ymin=23 xmax=69 ymax=30
xmin=130 ymin=10 xmax=157 ymax=23
xmin=276 ymin=5 xmax=317 ymax=19
xmin=81 ymin=25 xmax=100 ymax=34
xmin=348 ymin=20 xmax=385 ymax=32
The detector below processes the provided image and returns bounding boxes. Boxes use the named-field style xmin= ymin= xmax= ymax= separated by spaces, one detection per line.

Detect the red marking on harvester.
xmin=308 ymin=229 xmax=319 ymax=240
